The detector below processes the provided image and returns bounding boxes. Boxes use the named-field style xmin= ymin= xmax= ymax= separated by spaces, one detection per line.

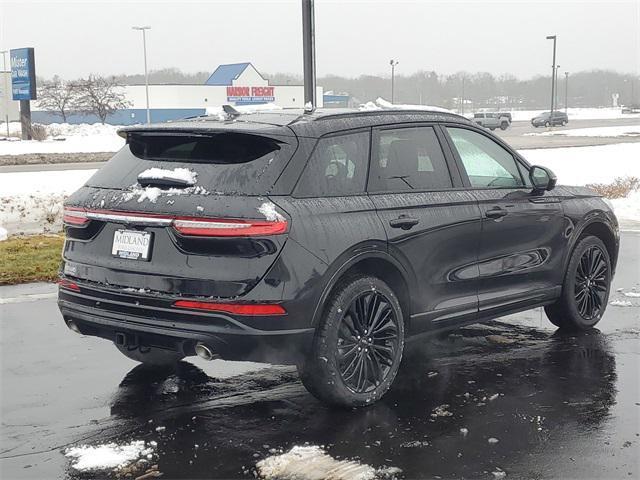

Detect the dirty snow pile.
xmin=65 ymin=440 xmax=155 ymax=472
xmin=256 ymin=445 xmax=401 ymax=480
xmin=0 ymin=122 xmax=125 ymax=155
xmin=527 ymin=125 xmax=640 ymax=138
xmin=360 ymin=97 xmax=451 ymax=114
xmin=138 ymin=167 xmax=198 ymax=185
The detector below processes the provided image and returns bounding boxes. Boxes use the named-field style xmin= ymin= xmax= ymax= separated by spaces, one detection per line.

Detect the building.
xmin=31 ymin=63 xmax=323 ymax=125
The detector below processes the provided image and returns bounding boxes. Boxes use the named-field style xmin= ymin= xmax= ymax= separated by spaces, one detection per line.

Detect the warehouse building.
xmin=31 ymin=63 xmax=323 ymax=125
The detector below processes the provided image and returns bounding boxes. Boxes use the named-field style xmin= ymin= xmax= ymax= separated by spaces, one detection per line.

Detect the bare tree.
xmin=37 ymin=76 xmax=78 ymax=122
xmin=75 ymin=75 xmax=130 ymax=124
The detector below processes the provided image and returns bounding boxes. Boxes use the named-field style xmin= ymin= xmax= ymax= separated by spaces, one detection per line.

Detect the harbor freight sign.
xmin=10 ymin=48 xmax=37 ymax=101
xmin=226 ymin=86 xmax=275 ymax=105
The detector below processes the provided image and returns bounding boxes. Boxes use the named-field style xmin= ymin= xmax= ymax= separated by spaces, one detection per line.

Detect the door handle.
xmin=389 ymin=216 xmax=419 ymax=230
xmin=485 ymin=207 xmax=508 ymax=219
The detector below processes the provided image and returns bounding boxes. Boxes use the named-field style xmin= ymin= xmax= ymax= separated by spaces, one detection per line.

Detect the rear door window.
xmin=86 ymin=132 xmax=295 ymax=195
xmin=368 ymin=126 xmax=453 ymax=193
xmin=294 ymin=131 xmax=370 ymax=197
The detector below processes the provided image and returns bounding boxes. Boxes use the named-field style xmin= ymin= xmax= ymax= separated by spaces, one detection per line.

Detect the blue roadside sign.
xmin=10 ymin=48 xmax=37 ymax=101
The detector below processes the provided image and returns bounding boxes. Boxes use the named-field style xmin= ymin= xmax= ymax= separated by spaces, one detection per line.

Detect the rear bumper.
xmin=57 ymin=281 xmax=314 ymax=365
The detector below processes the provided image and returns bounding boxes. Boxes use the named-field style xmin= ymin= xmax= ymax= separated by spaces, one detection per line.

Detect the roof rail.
xmin=222 ymin=104 xmax=241 ymax=118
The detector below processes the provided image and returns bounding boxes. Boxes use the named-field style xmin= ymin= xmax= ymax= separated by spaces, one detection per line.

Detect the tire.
xmin=490 ymin=127 xmax=496 ymax=131
xmin=500 ymin=122 xmax=509 ymax=130
xmin=561 ymin=120 xmax=567 ymax=126
xmin=545 ymin=235 xmax=611 ymax=331
xmin=545 ymin=121 xmax=550 ymax=127
xmin=115 ymin=343 xmax=185 ymax=366
xmin=298 ymin=275 xmax=405 ymax=408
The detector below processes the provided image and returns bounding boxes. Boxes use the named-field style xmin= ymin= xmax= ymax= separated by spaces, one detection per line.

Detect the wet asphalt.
xmin=1 ymin=231 xmax=639 ymax=480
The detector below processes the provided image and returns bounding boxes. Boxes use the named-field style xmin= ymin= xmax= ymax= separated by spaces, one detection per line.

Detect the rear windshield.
xmin=86 ymin=132 xmax=296 ymax=195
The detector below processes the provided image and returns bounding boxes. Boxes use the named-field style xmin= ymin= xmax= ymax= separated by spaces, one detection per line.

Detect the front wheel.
xmin=115 ymin=344 xmax=185 ymax=366
xmin=500 ymin=122 xmax=509 ymax=130
xmin=298 ymin=275 xmax=405 ymax=407
xmin=545 ymin=121 xmax=550 ymax=127
xmin=545 ymin=236 xmax=611 ymax=330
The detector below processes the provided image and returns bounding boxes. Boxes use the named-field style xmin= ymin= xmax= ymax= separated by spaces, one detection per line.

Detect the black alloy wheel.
xmin=336 ymin=290 xmax=400 ymax=393
xmin=574 ymin=245 xmax=609 ymax=320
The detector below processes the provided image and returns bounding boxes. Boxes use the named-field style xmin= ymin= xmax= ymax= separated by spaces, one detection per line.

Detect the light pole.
xmin=564 ymin=71 xmax=569 ymax=113
xmin=132 ymin=26 xmax=151 ymax=124
xmin=1 ymin=50 xmax=9 ymax=137
xmin=555 ymin=64 xmax=560 ymax=110
xmin=461 ymin=75 xmax=466 ymax=115
xmin=546 ymin=35 xmax=557 ymax=119
xmin=390 ymin=59 xmax=399 ymax=104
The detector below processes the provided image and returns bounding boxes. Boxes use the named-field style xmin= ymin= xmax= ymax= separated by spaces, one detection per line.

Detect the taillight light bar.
xmin=61 ymin=208 xmax=287 ymax=237
xmin=63 ymin=207 xmax=89 ymax=226
xmin=172 ymin=300 xmax=286 ymax=316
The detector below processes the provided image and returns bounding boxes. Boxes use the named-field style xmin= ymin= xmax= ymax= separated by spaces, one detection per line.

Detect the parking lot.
xmin=1 ymin=231 xmax=638 ymax=479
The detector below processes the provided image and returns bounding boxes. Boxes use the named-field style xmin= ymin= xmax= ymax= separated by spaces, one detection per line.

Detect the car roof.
xmin=119 ymin=107 xmax=473 ymax=139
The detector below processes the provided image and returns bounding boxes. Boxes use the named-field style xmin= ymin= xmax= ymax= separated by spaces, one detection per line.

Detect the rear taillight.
xmin=172 ymin=300 xmax=286 ymax=316
xmin=58 ymin=278 xmax=81 ymax=291
xmin=61 ymin=208 xmax=287 ymax=237
xmin=172 ymin=218 xmax=287 ymax=237
xmin=63 ymin=207 xmax=89 ymax=226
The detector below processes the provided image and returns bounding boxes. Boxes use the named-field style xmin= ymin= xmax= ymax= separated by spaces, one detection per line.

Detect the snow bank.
xmin=256 ymin=445 xmax=400 ymax=480
xmin=0 ymin=226 xmax=7 ymax=241
xmin=609 ymin=190 xmax=640 ymax=225
xmin=526 ymin=125 xmax=640 ymax=138
xmin=65 ymin=440 xmax=154 ymax=472
xmin=0 ymin=122 xmax=125 ymax=155
xmin=360 ymin=97 xmax=451 ymax=114
xmin=518 ymin=143 xmax=640 ymax=186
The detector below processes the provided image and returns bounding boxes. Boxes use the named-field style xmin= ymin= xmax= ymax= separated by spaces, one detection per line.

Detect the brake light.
xmin=172 ymin=218 xmax=287 ymax=237
xmin=63 ymin=207 xmax=89 ymax=226
xmin=58 ymin=278 xmax=81 ymax=292
xmin=172 ymin=300 xmax=286 ymax=316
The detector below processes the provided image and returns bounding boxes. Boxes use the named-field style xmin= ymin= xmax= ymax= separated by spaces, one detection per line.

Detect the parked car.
xmin=473 ymin=112 xmax=510 ymax=130
xmin=58 ymin=108 xmax=619 ymax=408
xmin=531 ymin=111 xmax=569 ymax=127
xmin=621 ymin=104 xmax=640 ymax=114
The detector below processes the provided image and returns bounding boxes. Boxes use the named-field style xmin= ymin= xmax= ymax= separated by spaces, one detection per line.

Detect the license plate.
xmin=112 ymin=230 xmax=152 ymax=261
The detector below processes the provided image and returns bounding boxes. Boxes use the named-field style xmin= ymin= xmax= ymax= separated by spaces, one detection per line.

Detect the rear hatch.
xmin=62 ymin=127 xmax=297 ymax=298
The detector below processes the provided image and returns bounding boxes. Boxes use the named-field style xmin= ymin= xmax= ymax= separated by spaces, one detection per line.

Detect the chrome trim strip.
xmin=85 ymin=212 xmax=173 ymax=226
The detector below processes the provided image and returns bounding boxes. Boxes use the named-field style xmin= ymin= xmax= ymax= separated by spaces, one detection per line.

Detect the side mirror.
xmin=529 ymin=165 xmax=557 ymax=192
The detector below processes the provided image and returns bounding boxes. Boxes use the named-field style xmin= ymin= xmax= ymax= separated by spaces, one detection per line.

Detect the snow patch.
xmin=138 ymin=167 xmax=197 ymax=185
xmin=610 ymin=300 xmax=633 ymax=307
xmin=256 ymin=445 xmax=400 ymax=480
xmin=623 ymin=291 xmax=640 ymax=298
xmin=258 ymin=201 xmax=285 ymax=222
xmin=121 ymin=184 xmax=209 ymax=204
xmin=65 ymin=440 xmax=154 ymax=472
xmin=0 ymin=226 xmax=7 ymax=241
xmin=526 ymin=125 xmax=640 ymax=138
xmin=431 ymin=404 xmax=453 ymax=418
xmin=360 ymin=97 xmax=451 ymax=114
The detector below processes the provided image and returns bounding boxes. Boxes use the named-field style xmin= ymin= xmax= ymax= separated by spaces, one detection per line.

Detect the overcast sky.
xmin=1 ymin=0 xmax=639 ymax=80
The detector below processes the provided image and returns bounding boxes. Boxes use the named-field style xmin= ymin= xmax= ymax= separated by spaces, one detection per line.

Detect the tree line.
xmin=37 ymin=68 xmax=638 ymax=123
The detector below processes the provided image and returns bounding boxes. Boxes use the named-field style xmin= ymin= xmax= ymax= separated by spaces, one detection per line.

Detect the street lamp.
xmin=564 ymin=72 xmax=569 ymax=113
xmin=1 ymin=50 xmax=9 ymax=137
xmin=132 ymin=26 xmax=151 ymax=124
xmin=546 ymin=35 xmax=557 ymax=119
xmin=555 ymin=64 xmax=560 ymax=110
xmin=390 ymin=59 xmax=399 ymax=104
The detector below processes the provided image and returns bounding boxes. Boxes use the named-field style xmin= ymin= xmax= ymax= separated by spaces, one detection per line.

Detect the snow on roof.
xmin=205 ymin=63 xmax=252 ymax=86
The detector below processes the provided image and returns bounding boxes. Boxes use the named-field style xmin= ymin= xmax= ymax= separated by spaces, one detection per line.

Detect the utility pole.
xmin=301 ymin=0 xmax=316 ymax=110
xmin=461 ymin=75 xmax=465 ymax=115
xmin=564 ymin=71 xmax=569 ymax=113
xmin=1 ymin=50 xmax=9 ymax=137
xmin=390 ymin=59 xmax=399 ymax=104
xmin=546 ymin=35 xmax=557 ymax=119
xmin=132 ymin=26 xmax=151 ymax=124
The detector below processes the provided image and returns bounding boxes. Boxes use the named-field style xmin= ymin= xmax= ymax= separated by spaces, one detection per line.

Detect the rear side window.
xmin=86 ymin=132 xmax=295 ymax=195
xmin=294 ymin=131 xmax=369 ymax=197
xmin=368 ymin=126 xmax=452 ymax=193
xmin=446 ymin=127 xmax=524 ymax=188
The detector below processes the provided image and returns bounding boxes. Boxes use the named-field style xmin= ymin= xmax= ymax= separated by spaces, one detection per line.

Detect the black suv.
xmin=58 ymin=109 xmax=619 ymax=407
xmin=531 ymin=111 xmax=569 ymax=127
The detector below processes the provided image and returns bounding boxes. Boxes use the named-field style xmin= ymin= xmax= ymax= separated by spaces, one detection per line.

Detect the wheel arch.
xmin=311 ymin=251 xmax=414 ymax=331
xmin=569 ymin=219 xmax=619 ymax=275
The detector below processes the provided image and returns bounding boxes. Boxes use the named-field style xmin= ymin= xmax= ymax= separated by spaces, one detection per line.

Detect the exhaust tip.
xmin=65 ymin=319 xmax=82 ymax=334
xmin=195 ymin=342 xmax=217 ymax=361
